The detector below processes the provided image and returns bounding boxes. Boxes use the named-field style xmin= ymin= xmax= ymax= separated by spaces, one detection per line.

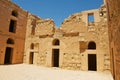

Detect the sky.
xmin=11 ymin=0 xmax=103 ymax=27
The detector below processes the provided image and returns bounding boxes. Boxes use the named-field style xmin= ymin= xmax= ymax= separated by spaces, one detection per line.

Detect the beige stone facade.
xmin=0 ymin=0 xmax=113 ymax=74
xmin=0 ymin=0 xmax=27 ymax=64
xmin=1 ymin=0 xmax=120 ymax=79
xmin=24 ymin=4 xmax=110 ymax=71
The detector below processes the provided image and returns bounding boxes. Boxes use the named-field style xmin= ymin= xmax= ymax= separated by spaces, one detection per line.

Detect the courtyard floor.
xmin=0 ymin=64 xmax=113 ymax=80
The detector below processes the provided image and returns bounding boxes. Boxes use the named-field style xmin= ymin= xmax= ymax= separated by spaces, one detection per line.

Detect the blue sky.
xmin=11 ymin=0 xmax=103 ymax=27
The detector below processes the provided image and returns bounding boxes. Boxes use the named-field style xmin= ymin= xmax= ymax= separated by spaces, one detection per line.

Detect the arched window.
xmin=12 ymin=10 xmax=18 ymax=17
xmin=30 ymin=43 xmax=34 ymax=49
xmin=53 ymin=39 xmax=60 ymax=45
xmin=88 ymin=41 xmax=96 ymax=49
xmin=7 ymin=38 xmax=14 ymax=44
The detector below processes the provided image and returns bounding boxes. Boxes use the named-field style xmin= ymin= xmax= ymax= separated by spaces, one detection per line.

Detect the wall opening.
xmin=31 ymin=19 xmax=36 ymax=35
xmin=53 ymin=39 xmax=60 ymax=45
xmin=30 ymin=43 xmax=34 ymax=49
xmin=12 ymin=10 xmax=18 ymax=17
xmin=7 ymin=38 xmax=14 ymax=44
xmin=29 ymin=52 xmax=34 ymax=64
xmin=88 ymin=41 xmax=96 ymax=49
xmin=4 ymin=47 xmax=13 ymax=64
xmin=9 ymin=20 xmax=17 ymax=33
xmin=31 ymin=26 xmax=35 ymax=35
xmin=88 ymin=54 xmax=97 ymax=71
xmin=52 ymin=49 xmax=59 ymax=67
xmin=88 ymin=13 xmax=94 ymax=23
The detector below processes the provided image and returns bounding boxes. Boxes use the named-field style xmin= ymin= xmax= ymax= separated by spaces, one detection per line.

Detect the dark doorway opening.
xmin=29 ymin=52 xmax=34 ymax=64
xmin=88 ymin=54 xmax=97 ymax=71
xmin=52 ymin=49 xmax=59 ymax=67
xmin=4 ymin=47 xmax=13 ymax=64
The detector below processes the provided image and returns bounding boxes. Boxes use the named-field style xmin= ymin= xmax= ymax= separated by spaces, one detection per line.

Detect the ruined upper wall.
xmin=26 ymin=3 xmax=107 ymax=36
xmin=60 ymin=4 xmax=107 ymax=33
xmin=26 ymin=13 xmax=41 ymax=37
xmin=25 ymin=2 xmax=108 ymax=42
xmin=36 ymin=19 xmax=55 ymax=35
xmin=26 ymin=13 xmax=56 ymax=38
xmin=60 ymin=12 xmax=87 ymax=33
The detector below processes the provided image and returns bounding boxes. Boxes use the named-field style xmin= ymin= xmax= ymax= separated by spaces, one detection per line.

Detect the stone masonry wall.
xmin=0 ymin=0 xmax=27 ymax=64
xmin=106 ymin=0 xmax=120 ymax=80
xmin=24 ymin=3 xmax=110 ymax=72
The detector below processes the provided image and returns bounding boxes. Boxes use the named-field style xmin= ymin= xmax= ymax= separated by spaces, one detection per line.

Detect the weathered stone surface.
xmin=0 ymin=0 xmax=113 ymax=76
xmin=0 ymin=0 xmax=27 ymax=64
xmin=106 ymin=0 xmax=120 ymax=80
xmin=24 ymin=3 xmax=110 ymax=72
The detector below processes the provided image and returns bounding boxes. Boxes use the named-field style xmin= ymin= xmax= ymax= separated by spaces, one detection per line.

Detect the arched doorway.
xmin=52 ymin=49 xmax=59 ymax=67
xmin=88 ymin=41 xmax=97 ymax=71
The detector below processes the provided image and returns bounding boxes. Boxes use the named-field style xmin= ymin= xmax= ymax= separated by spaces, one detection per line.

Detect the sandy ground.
xmin=0 ymin=64 xmax=113 ymax=80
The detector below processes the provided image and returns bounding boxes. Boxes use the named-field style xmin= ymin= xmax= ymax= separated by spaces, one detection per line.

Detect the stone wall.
xmin=24 ymin=3 xmax=110 ymax=72
xmin=0 ymin=0 xmax=27 ymax=64
xmin=106 ymin=0 xmax=120 ymax=80
xmin=24 ymin=13 xmax=56 ymax=65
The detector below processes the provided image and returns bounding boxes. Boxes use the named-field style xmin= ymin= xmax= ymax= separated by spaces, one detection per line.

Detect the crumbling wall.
xmin=24 ymin=13 xmax=41 ymax=64
xmin=24 ymin=13 xmax=56 ymax=66
xmin=24 ymin=2 xmax=110 ymax=72
xmin=61 ymin=13 xmax=87 ymax=33
xmin=36 ymin=19 xmax=55 ymax=35
xmin=59 ymin=5 xmax=110 ymax=71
